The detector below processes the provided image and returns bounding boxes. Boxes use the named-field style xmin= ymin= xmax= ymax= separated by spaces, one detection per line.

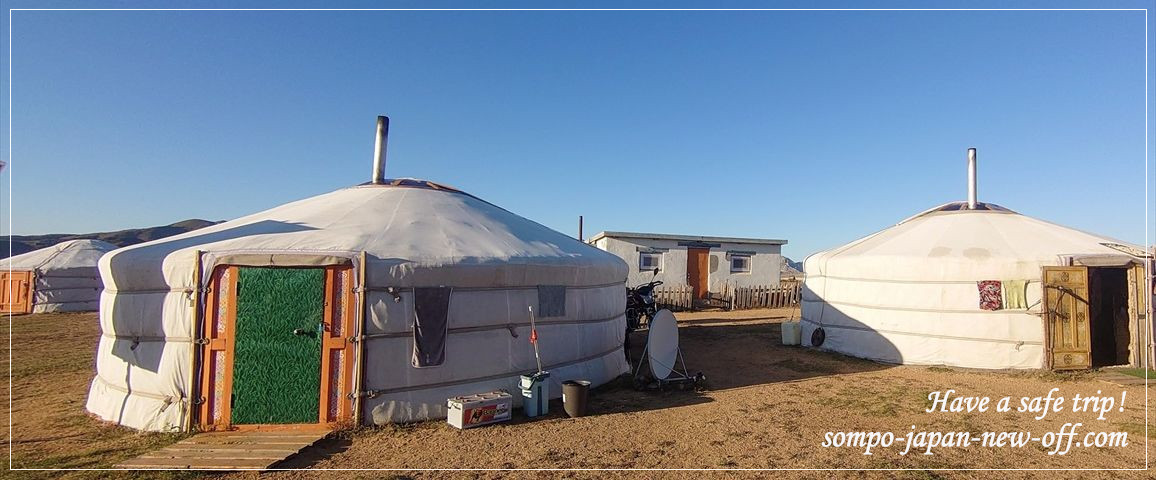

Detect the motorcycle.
xmin=626 ymin=271 xmax=663 ymax=332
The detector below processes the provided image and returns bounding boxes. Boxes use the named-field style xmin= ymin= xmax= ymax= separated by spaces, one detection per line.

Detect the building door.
xmin=0 ymin=271 xmax=34 ymax=314
xmin=686 ymin=248 xmax=710 ymax=299
xmin=1043 ymin=266 xmax=1091 ymax=370
xmin=199 ymin=264 xmax=356 ymax=430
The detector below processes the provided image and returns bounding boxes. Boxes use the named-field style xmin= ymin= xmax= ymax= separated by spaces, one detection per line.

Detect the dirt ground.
xmin=3 ymin=309 xmax=1153 ymax=479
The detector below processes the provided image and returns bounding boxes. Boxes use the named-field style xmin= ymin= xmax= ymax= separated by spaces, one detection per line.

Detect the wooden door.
xmin=1043 ymin=266 xmax=1091 ymax=370
xmin=686 ymin=248 xmax=710 ymax=299
xmin=1127 ymin=264 xmax=1149 ymax=367
xmin=199 ymin=265 xmax=356 ymax=430
xmin=0 ymin=271 xmax=34 ymax=314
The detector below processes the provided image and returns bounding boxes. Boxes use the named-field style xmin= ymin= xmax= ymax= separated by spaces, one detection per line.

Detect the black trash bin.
xmin=562 ymin=380 xmax=591 ymax=418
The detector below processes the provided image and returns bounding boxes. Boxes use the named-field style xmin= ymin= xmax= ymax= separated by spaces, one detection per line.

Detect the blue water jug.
xmin=519 ymin=371 xmax=550 ymax=417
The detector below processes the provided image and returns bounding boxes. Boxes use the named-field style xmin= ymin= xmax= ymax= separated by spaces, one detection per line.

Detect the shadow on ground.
xmin=629 ymin=312 xmax=894 ymax=391
xmin=278 ymin=436 xmax=354 ymax=469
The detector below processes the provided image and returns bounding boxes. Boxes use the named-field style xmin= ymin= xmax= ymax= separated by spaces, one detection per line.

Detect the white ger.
xmin=3 ymin=239 xmax=117 ymax=314
xmin=802 ymin=148 xmax=1149 ymax=371
xmin=86 ymin=117 xmax=629 ymax=432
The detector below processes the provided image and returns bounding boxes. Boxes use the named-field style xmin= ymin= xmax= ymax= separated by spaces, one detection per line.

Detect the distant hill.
xmin=2 ymin=219 xmax=222 ymax=258
xmin=785 ymin=257 xmax=803 ymax=272
xmin=781 ymin=257 xmax=804 ymax=278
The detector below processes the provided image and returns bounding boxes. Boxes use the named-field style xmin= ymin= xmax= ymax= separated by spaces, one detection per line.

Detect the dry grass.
xmin=2 ymin=313 xmax=192 ymax=479
xmin=3 ymin=309 xmax=1153 ymax=479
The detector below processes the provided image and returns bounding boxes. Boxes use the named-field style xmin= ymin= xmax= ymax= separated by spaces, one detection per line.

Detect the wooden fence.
xmin=654 ymin=284 xmax=694 ymax=311
xmin=730 ymin=282 xmax=801 ymax=310
xmin=653 ymin=282 xmax=801 ymax=311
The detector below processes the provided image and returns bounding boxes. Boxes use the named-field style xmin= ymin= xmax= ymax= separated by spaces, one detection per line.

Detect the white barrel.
xmin=781 ymin=321 xmax=801 ymax=346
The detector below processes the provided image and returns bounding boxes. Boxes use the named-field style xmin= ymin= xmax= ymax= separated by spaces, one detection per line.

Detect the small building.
xmin=588 ymin=231 xmax=787 ymax=299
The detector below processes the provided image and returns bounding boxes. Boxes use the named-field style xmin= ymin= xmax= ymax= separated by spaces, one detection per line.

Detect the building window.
xmin=639 ymin=252 xmax=663 ymax=271
xmin=730 ymin=254 xmax=752 ymax=273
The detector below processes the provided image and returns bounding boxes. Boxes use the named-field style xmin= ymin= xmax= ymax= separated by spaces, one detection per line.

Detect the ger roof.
xmin=101 ymin=180 xmax=627 ymax=290
xmin=805 ymin=201 xmax=1143 ymax=282
xmin=588 ymin=231 xmax=787 ymax=246
xmin=7 ymin=239 xmax=118 ymax=271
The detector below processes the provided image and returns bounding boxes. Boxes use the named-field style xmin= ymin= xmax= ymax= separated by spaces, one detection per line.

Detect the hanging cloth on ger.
xmin=1002 ymin=279 xmax=1028 ymax=309
xmin=977 ymin=280 xmax=1002 ymax=311
xmin=412 ymin=287 xmax=453 ymax=368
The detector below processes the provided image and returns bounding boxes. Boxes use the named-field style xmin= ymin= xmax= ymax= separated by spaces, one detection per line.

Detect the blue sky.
xmin=2 ymin=3 xmax=1153 ymax=260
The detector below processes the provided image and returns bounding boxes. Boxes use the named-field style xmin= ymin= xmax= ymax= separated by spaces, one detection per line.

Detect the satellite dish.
xmin=647 ymin=309 xmax=679 ymax=380
xmin=631 ymin=308 xmax=702 ymax=390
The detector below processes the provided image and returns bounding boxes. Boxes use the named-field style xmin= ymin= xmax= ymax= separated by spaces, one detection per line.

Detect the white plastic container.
xmin=781 ymin=321 xmax=802 ymax=346
xmin=446 ymin=390 xmax=512 ymax=429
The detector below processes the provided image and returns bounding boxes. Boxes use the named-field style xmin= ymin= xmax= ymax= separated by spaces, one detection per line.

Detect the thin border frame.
xmin=3 ymin=5 xmax=1151 ymax=473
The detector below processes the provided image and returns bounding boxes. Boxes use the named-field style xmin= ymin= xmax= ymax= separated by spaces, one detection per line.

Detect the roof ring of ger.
xmin=898 ymin=201 xmax=1017 ymax=224
xmin=929 ymin=201 xmax=1015 ymax=213
xmin=356 ymin=178 xmax=466 ymax=194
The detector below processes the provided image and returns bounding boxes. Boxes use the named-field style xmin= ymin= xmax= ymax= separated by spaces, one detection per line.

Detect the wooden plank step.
xmin=147 ymin=446 xmax=298 ymax=455
xmin=161 ymin=444 xmax=302 ymax=453
xmin=115 ymin=429 xmax=329 ymax=470
xmin=138 ymin=455 xmax=292 ymax=463
xmin=176 ymin=441 xmax=318 ymax=448
xmin=192 ymin=431 xmax=328 ymax=439
xmin=180 ymin=436 xmax=322 ymax=444
xmin=137 ymin=455 xmax=286 ymax=462
xmin=147 ymin=449 xmax=298 ymax=457
xmin=180 ymin=433 xmax=325 ymax=442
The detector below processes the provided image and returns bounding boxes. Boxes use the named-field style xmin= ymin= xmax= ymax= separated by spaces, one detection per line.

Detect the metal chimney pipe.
xmin=578 ymin=216 xmax=584 ymax=241
xmin=372 ymin=116 xmax=389 ymax=184
xmin=967 ymin=147 xmax=977 ymax=209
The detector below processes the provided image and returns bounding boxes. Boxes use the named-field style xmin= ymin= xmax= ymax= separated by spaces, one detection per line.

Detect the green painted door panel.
xmin=231 ymin=267 xmax=324 ymax=424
